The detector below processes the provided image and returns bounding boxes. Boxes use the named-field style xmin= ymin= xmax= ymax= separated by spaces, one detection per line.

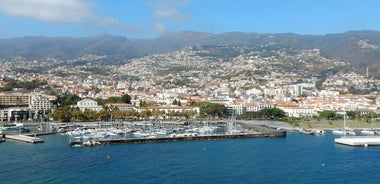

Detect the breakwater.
xmin=69 ymin=131 xmax=286 ymax=147
xmin=6 ymin=134 xmax=44 ymax=143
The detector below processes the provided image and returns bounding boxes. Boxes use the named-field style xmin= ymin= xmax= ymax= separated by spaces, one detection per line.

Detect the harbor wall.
xmin=69 ymin=132 xmax=286 ymax=147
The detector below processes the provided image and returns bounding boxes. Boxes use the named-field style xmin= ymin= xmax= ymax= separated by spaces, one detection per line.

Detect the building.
xmin=29 ymin=93 xmax=54 ymax=113
xmin=276 ymin=103 xmax=317 ymax=117
xmin=0 ymin=92 xmax=55 ymax=121
xmin=104 ymin=103 xmax=134 ymax=111
xmin=76 ymin=99 xmax=103 ymax=112
xmin=0 ymin=93 xmax=29 ymax=106
xmin=139 ymin=106 xmax=200 ymax=119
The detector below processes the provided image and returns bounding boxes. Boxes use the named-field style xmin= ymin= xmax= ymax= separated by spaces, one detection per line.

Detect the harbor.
xmin=6 ymin=120 xmax=380 ymax=147
xmin=66 ymin=121 xmax=287 ymax=147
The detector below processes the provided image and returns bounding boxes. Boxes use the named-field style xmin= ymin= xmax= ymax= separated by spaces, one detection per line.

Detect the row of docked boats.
xmin=331 ymin=128 xmax=380 ymax=136
xmin=64 ymin=122 xmax=230 ymax=142
xmin=294 ymin=128 xmax=325 ymax=135
xmin=332 ymin=112 xmax=380 ymax=136
xmin=0 ymin=122 xmax=30 ymax=135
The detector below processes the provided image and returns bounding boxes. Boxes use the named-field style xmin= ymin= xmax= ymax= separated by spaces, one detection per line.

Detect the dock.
xmin=69 ymin=131 xmax=286 ymax=147
xmin=6 ymin=134 xmax=44 ymax=144
xmin=335 ymin=136 xmax=380 ymax=147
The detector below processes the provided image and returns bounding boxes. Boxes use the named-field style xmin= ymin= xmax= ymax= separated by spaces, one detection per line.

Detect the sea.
xmin=1 ymin=132 xmax=380 ymax=184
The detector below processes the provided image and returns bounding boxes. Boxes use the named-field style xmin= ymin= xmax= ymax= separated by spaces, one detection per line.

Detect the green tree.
xmin=121 ymin=94 xmax=132 ymax=104
xmin=97 ymin=109 xmax=110 ymax=121
xmin=346 ymin=111 xmax=357 ymax=120
xmin=195 ymin=102 xmax=227 ymax=118
xmin=58 ymin=94 xmax=81 ymax=108
xmin=84 ymin=109 xmax=97 ymax=121
xmin=172 ymin=99 xmax=178 ymax=105
xmin=140 ymin=110 xmax=152 ymax=120
xmin=71 ymin=109 xmax=84 ymax=122
xmin=318 ymin=110 xmax=337 ymax=120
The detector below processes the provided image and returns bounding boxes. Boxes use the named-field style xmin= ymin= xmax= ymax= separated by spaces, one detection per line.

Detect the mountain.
xmin=1 ymin=30 xmax=380 ymax=77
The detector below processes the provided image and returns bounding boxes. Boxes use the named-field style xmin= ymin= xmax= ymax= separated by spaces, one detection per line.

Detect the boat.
xmin=0 ymin=133 xmax=5 ymax=142
xmin=332 ymin=129 xmax=345 ymax=135
xmin=333 ymin=113 xmax=355 ymax=136
xmin=360 ymin=130 xmax=375 ymax=135
xmin=311 ymin=129 xmax=325 ymax=135
xmin=360 ymin=111 xmax=376 ymax=135
xmin=0 ymin=124 xmax=29 ymax=135
xmin=227 ymin=110 xmax=243 ymax=135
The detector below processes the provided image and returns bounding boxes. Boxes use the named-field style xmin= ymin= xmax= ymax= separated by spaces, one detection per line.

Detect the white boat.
xmin=345 ymin=130 xmax=356 ymax=136
xmin=332 ymin=130 xmax=345 ymax=135
xmin=361 ymin=112 xmax=376 ymax=136
xmin=227 ymin=110 xmax=244 ymax=135
xmin=360 ymin=130 xmax=375 ymax=135
xmin=0 ymin=133 xmax=5 ymax=142
xmin=311 ymin=129 xmax=325 ymax=135
xmin=334 ymin=113 xmax=355 ymax=136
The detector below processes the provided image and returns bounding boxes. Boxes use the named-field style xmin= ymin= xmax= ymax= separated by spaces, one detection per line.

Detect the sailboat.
xmin=332 ymin=113 xmax=355 ymax=136
xmin=227 ymin=110 xmax=243 ymax=135
xmin=361 ymin=111 xmax=376 ymax=135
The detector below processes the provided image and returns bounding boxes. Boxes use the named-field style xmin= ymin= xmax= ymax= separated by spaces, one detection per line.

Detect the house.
xmin=77 ymin=99 xmax=103 ymax=112
xmin=104 ymin=103 xmax=134 ymax=111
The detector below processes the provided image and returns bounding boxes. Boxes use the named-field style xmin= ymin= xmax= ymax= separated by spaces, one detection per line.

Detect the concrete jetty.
xmin=335 ymin=136 xmax=380 ymax=147
xmin=69 ymin=131 xmax=286 ymax=147
xmin=6 ymin=134 xmax=44 ymax=143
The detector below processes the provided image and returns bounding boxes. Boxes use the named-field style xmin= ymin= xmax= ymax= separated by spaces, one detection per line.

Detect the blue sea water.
xmin=1 ymin=133 xmax=380 ymax=184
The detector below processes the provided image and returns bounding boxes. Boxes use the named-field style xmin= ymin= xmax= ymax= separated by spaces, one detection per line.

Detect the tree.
xmin=195 ymin=101 xmax=227 ymax=118
xmin=58 ymin=94 xmax=81 ymax=108
xmin=97 ymin=109 xmax=109 ymax=121
xmin=84 ymin=109 xmax=97 ymax=121
xmin=248 ymin=108 xmax=286 ymax=119
xmin=172 ymin=99 xmax=178 ymax=105
xmin=71 ymin=109 xmax=84 ymax=122
xmin=140 ymin=110 xmax=152 ymax=120
xmin=318 ymin=110 xmax=337 ymax=120
xmin=346 ymin=111 xmax=357 ymax=120
xmin=121 ymin=94 xmax=132 ymax=104
xmin=112 ymin=109 xmax=125 ymax=120
xmin=180 ymin=110 xmax=196 ymax=120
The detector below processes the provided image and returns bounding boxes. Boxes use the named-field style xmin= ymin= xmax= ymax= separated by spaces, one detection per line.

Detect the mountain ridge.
xmin=1 ymin=30 xmax=380 ymax=77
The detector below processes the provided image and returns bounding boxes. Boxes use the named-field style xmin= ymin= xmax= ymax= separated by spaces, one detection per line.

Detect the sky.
xmin=0 ymin=0 xmax=379 ymax=38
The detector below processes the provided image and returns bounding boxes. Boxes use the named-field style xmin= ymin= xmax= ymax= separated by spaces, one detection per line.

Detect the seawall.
xmin=69 ymin=131 xmax=286 ymax=147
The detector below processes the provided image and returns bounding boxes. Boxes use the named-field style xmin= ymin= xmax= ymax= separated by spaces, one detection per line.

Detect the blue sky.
xmin=0 ymin=0 xmax=379 ymax=38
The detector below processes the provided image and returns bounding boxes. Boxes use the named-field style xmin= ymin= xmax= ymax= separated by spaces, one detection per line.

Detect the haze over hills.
xmin=1 ymin=30 xmax=380 ymax=78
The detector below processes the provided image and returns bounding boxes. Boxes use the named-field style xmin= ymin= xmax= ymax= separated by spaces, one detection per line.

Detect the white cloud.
xmin=154 ymin=22 xmax=166 ymax=33
xmin=97 ymin=16 xmax=141 ymax=33
xmin=0 ymin=0 xmax=94 ymax=23
xmin=148 ymin=0 xmax=188 ymax=22
xmin=0 ymin=0 xmax=142 ymax=35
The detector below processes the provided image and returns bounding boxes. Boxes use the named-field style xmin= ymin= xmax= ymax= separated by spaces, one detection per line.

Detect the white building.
xmin=276 ymin=104 xmax=317 ymax=118
xmin=105 ymin=103 xmax=134 ymax=111
xmin=29 ymin=93 xmax=54 ymax=113
xmin=77 ymin=99 xmax=102 ymax=112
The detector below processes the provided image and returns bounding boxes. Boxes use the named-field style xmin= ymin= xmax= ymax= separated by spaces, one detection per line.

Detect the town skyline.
xmin=0 ymin=42 xmax=379 ymax=122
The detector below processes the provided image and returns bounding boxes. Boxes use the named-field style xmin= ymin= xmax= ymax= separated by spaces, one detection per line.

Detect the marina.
xmin=66 ymin=121 xmax=287 ymax=147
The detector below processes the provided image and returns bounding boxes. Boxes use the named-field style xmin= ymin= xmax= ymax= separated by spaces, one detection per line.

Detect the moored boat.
xmin=0 ymin=133 xmax=5 ymax=142
xmin=360 ymin=129 xmax=375 ymax=136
